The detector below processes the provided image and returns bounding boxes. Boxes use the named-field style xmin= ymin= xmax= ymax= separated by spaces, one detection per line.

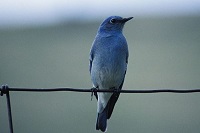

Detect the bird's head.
xmin=98 ymin=16 xmax=133 ymax=34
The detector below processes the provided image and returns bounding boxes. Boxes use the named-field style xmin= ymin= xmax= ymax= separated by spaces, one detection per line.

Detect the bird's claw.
xmin=91 ymin=87 xmax=98 ymax=101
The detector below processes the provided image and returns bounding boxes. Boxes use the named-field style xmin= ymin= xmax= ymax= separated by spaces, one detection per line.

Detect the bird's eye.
xmin=110 ymin=18 xmax=116 ymax=24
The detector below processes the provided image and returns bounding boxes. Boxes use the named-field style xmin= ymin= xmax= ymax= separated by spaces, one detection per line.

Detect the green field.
xmin=1 ymin=16 xmax=200 ymax=133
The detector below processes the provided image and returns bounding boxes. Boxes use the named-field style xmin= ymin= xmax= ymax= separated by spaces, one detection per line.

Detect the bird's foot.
xmin=91 ymin=87 xmax=98 ymax=101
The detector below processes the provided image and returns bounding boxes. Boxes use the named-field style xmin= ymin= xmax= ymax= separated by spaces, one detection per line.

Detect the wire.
xmin=4 ymin=87 xmax=200 ymax=93
xmin=1 ymin=84 xmax=200 ymax=133
xmin=6 ymin=91 xmax=14 ymax=133
xmin=1 ymin=85 xmax=13 ymax=133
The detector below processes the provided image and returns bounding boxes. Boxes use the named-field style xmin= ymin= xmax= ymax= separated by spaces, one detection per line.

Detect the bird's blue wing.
xmin=89 ymin=58 xmax=92 ymax=74
xmin=107 ymin=71 xmax=126 ymax=119
xmin=89 ymin=45 xmax=94 ymax=74
xmin=107 ymin=47 xmax=128 ymax=119
xmin=89 ymin=42 xmax=99 ymax=100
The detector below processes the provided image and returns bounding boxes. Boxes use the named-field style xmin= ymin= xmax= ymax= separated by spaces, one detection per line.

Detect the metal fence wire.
xmin=1 ymin=84 xmax=200 ymax=133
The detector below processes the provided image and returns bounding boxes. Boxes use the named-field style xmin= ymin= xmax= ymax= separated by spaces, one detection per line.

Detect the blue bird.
xmin=89 ymin=16 xmax=133 ymax=132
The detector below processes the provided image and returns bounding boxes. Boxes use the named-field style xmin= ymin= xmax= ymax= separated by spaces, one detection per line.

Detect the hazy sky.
xmin=0 ymin=0 xmax=200 ymax=27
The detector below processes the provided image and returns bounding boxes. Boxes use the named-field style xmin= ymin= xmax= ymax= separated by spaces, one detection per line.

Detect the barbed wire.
xmin=1 ymin=84 xmax=200 ymax=133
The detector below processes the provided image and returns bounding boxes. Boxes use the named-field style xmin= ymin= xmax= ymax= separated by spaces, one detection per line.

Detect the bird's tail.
xmin=96 ymin=106 xmax=108 ymax=132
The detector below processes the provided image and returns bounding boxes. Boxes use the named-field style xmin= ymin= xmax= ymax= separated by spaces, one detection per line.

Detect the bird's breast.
xmin=91 ymin=53 xmax=126 ymax=89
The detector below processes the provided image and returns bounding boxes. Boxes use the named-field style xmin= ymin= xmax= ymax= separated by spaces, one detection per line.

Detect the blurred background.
xmin=0 ymin=0 xmax=200 ymax=133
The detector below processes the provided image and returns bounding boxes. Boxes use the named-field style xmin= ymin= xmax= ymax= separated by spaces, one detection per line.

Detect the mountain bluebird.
xmin=89 ymin=16 xmax=133 ymax=132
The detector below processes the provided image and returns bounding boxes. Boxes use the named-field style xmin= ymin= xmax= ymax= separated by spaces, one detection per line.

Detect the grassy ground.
xmin=0 ymin=16 xmax=200 ymax=133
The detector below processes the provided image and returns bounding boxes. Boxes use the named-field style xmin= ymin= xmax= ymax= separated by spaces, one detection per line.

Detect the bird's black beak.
xmin=121 ymin=17 xmax=134 ymax=23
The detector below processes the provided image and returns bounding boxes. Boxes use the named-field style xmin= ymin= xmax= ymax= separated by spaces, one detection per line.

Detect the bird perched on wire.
xmin=89 ymin=16 xmax=133 ymax=132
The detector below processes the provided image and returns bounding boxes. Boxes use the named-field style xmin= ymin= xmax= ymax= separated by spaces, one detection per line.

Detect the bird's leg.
xmin=91 ymin=86 xmax=98 ymax=101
